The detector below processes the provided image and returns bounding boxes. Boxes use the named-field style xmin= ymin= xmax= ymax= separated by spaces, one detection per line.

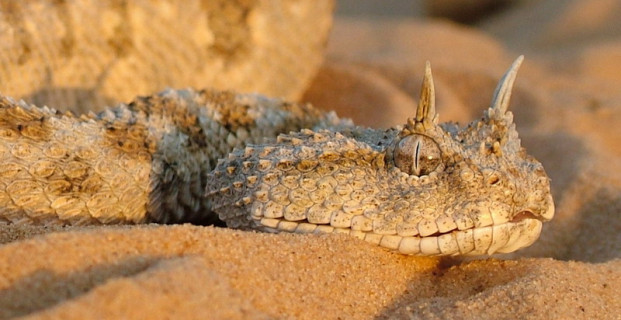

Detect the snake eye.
xmin=394 ymin=134 xmax=442 ymax=176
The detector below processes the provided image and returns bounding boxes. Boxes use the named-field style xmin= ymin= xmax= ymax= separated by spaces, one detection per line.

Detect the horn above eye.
xmin=489 ymin=56 xmax=524 ymax=117
xmin=415 ymin=61 xmax=436 ymax=125
xmin=394 ymin=134 xmax=442 ymax=176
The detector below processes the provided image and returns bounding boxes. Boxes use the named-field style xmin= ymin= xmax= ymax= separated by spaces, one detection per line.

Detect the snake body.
xmin=0 ymin=57 xmax=554 ymax=256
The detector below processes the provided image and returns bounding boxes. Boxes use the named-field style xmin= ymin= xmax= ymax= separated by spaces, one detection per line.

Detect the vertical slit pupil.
xmin=414 ymin=138 xmax=421 ymax=176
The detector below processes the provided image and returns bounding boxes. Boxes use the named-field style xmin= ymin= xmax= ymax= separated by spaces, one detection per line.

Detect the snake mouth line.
xmin=510 ymin=210 xmax=540 ymax=222
xmin=255 ymin=214 xmax=544 ymax=256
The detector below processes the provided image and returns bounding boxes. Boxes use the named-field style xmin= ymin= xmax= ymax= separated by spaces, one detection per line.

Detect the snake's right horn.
xmin=487 ymin=56 xmax=524 ymax=121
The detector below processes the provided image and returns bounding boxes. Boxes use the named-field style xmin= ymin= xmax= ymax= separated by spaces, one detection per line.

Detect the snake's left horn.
xmin=412 ymin=61 xmax=437 ymax=129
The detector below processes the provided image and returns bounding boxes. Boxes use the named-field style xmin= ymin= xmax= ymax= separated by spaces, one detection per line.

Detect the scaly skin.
xmin=0 ymin=58 xmax=554 ymax=256
xmin=0 ymin=89 xmax=347 ymax=225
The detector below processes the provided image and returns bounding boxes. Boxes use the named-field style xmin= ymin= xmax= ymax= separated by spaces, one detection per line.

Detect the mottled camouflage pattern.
xmin=0 ymin=58 xmax=554 ymax=256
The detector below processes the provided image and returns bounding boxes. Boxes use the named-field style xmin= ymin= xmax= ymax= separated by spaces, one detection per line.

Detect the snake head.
xmin=206 ymin=56 xmax=554 ymax=256
xmin=385 ymin=56 xmax=554 ymax=255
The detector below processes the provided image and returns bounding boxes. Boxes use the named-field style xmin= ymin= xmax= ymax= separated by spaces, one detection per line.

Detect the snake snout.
xmin=514 ymin=194 xmax=555 ymax=223
xmin=541 ymin=194 xmax=555 ymax=221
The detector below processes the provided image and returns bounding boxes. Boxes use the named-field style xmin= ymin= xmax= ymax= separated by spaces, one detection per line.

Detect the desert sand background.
xmin=0 ymin=0 xmax=620 ymax=319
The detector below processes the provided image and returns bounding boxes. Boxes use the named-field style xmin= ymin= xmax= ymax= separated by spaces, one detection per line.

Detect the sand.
xmin=1 ymin=1 xmax=620 ymax=319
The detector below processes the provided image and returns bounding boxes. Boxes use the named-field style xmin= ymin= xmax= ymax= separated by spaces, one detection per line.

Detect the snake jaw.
xmin=251 ymin=213 xmax=547 ymax=256
xmin=247 ymin=180 xmax=553 ymax=256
